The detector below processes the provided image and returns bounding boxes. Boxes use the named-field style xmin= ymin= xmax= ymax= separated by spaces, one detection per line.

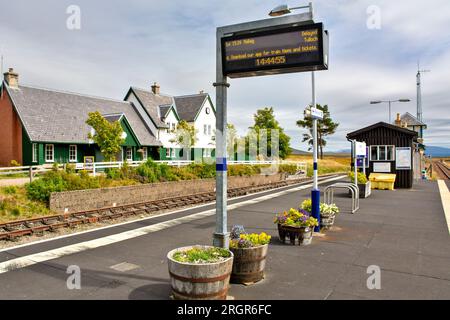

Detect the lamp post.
xmin=268 ymin=3 xmax=320 ymax=232
xmin=370 ymin=99 xmax=410 ymax=123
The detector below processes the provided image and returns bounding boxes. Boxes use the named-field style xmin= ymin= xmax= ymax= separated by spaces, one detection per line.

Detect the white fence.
xmin=0 ymin=164 xmax=65 ymax=182
xmin=0 ymin=160 xmax=307 ymax=180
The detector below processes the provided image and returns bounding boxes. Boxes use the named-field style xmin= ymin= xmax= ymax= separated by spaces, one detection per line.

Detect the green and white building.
xmin=124 ymin=83 xmax=216 ymax=161
xmin=0 ymin=68 xmax=216 ymax=166
xmin=0 ymin=69 xmax=161 ymax=166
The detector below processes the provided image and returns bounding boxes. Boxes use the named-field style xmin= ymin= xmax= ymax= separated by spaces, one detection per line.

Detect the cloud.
xmin=0 ymin=0 xmax=448 ymax=151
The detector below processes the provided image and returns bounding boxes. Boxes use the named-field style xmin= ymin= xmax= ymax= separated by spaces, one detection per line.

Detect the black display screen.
xmin=221 ymin=23 xmax=328 ymax=78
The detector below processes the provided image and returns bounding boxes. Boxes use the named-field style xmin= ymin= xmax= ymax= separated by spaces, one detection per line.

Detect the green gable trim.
xmin=22 ymin=127 xmax=33 ymax=166
xmin=119 ymin=115 xmax=140 ymax=148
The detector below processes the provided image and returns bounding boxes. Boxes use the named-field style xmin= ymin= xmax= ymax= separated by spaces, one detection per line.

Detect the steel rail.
xmin=434 ymin=161 xmax=450 ymax=180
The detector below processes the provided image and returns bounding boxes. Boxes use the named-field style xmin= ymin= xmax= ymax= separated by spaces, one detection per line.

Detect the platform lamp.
xmin=370 ymin=99 xmax=411 ymax=124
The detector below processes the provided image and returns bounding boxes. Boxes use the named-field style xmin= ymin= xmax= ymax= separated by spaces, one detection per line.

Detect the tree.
xmin=249 ymin=107 xmax=291 ymax=159
xmin=170 ymin=120 xmax=198 ymax=149
xmin=301 ymin=129 xmax=327 ymax=155
xmin=86 ymin=111 xmax=125 ymax=161
xmin=296 ymin=104 xmax=339 ymax=159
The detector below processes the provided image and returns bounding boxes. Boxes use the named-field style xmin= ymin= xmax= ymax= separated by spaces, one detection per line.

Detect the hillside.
xmin=424 ymin=146 xmax=450 ymax=157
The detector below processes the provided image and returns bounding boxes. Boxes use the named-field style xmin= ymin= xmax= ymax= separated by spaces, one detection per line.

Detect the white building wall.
xmin=159 ymin=109 xmax=178 ymax=148
xmin=193 ymin=99 xmax=216 ymax=149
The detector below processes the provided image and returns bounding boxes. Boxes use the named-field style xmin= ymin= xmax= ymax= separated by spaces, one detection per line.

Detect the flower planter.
xmin=230 ymin=244 xmax=268 ymax=284
xmin=359 ymin=181 xmax=371 ymax=198
xmin=348 ymin=181 xmax=371 ymax=198
xmin=278 ymin=224 xmax=313 ymax=246
xmin=167 ymin=245 xmax=234 ymax=300
xmin=320 ymin=213 xmax=335 ymax=230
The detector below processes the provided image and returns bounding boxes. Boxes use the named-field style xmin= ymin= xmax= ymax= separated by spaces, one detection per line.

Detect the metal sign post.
xmin=214 ymin=6 xmax=326 ymax=247
xmin=213 ymin=30 xmax=230 ymax=248
xmin=311 ymin=71 xmax=320 ymax=232
xmin=354 ymin=140 xmax=358 ymax=185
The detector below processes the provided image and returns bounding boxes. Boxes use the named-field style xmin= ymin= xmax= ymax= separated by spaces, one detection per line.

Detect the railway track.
xmin=434 ymin=160 xmax=450 ymax=180
xmin=0 ymin=174 xmax=340 ymax=242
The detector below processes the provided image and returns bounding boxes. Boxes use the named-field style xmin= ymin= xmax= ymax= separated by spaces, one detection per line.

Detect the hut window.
xmin=371 ymin=146 xmax=378 ymax=160
xmin=370 ymin=145 xmax=395 ymax=161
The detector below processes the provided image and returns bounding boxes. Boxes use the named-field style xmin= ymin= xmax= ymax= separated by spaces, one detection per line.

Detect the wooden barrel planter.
xmin=278 ymin=224 xmax=313 ymax=246
xmin=167 ymin=246 xmax=234 ymax=300
xmin=320 ymin=213 xmax=335 ymax=230
xmin=230 ymin=244 xmax=268 ymax=284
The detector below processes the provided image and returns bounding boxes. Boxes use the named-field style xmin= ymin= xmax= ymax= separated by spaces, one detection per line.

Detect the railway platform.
xmin=0 ymin=177 xmax=449 ymax=300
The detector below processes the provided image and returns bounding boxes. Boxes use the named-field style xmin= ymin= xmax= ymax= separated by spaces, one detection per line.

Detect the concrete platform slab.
xmin=0 ymin=179 xmax=448 ymax=300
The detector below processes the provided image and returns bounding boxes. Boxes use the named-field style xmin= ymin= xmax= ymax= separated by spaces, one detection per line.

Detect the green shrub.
xmin=65 ymin=164 xmax=76 ymax=174
xmin=228 ymin=164 xmax=261 ymax=176
xmin=278 ymin=164 xmax=298 ymax=175
xmin=11 ymin=207 xmax=22 ymax=217
xmin=348 ymin=171 xmax=368 ymax=184
xmin=25 ymin=170 xmax=104 ymax=202
xmin=172 ymin=167 xmax=195 ymax=180
xmin=158 ymin=163 xmax=178 ymax=181
xmin=136 ymin=159 xmax=160 ymax=183
xmin=26 ymin=172 xmax=67 ymax=202
xmin=120 ymin=162 xmax=136 ymax=179
xmin=105 ymin=168 xmax=122 ymax=180
xmin=185 ymin=163 xmax=216 ymax=179
xmin=3 ymin=186 xmax=17 ymax=195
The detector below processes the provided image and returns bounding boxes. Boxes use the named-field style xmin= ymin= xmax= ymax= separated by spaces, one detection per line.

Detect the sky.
xmin=0 ymin=0 xmax=449 ymax=151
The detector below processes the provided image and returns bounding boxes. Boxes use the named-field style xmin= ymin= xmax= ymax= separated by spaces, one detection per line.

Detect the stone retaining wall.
xmin=49 ymin=174 xmax=286 ymax=213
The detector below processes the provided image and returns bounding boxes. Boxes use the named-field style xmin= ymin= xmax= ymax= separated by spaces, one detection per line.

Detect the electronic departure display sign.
xmin=222 ymin=23 xmax=328 ymax=78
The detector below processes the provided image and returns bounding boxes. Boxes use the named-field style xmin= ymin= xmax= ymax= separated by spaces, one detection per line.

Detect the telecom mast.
xmin=416 ymin=63 xmax=430 ymax=122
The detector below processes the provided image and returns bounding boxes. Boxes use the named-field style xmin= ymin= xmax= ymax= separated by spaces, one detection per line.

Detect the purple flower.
xmin=300 ymin=209 xmax=310 ymax=216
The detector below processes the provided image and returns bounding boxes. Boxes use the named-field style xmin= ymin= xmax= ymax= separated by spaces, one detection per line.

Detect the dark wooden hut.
xmin=347 ymin=122 xmax=418 ymax=188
